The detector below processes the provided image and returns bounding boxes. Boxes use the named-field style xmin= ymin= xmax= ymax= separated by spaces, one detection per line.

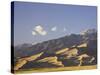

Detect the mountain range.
xmin=13 ymin=29 xmax=97 ymax=71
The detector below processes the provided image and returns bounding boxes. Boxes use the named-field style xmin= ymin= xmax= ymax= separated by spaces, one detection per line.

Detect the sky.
xmin=13 ymin=1 xmax=97 ymax=46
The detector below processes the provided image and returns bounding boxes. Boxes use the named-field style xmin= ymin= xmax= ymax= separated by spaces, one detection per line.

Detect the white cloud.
xmin=51 ymin=26 xmax=57 ymax=31
xmin=35 ymin=25 xmax=43 ymax=32
xmin=40 ymin=31 xmax=47 ymax=35
xmin=32 ymin=31 xmax=37 ymax=35
xmin=32 ymin=25 xmax=47 ymax=36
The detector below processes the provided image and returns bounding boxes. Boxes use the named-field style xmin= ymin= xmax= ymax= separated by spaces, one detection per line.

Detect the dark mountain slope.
xmin=13 ymin=29 xmax=97 ymax=70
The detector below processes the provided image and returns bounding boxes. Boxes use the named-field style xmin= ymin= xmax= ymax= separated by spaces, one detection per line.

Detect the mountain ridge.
xmin=13 ymin=29 xmax=97 ymax=71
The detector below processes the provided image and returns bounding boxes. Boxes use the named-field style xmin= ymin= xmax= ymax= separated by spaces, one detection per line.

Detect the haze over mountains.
xmin=13 ymin=29 xmax=97 ymax=70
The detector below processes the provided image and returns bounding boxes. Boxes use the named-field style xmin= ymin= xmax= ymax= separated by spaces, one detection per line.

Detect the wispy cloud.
xmin=63 ymin=27 xmax=67 ymax=32
xmin=51 ymin=26 xmax=57 ymax=31
xmin=32 ymin=31 xmax=37 ymax=35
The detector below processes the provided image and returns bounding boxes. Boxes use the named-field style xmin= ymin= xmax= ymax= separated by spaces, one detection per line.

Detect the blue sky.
xmin=14 ymin=1 xmax=97 ymax=46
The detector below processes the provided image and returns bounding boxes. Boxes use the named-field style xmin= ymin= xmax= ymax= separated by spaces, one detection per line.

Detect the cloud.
xmin=51 ymin=26 xmax=57 ymax=31
xmin=34 ymin=25 xmax=47 ymax=35
xmin=32 ymin=31 xmax=37 ymax=35
xmin=63 ymin=28 xmax=67 ymax=32
xmin=39 ymin=30 xmax=47 ymax=35
xmin=32 ymin=25 xmax=47 ymax=36
xmin=35 ymin=25 xmax=43 ymax=32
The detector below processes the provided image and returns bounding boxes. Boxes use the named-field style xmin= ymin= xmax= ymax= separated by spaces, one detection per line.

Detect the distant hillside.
xmin=13 ymin=29 xmax=97 ymax=70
